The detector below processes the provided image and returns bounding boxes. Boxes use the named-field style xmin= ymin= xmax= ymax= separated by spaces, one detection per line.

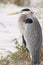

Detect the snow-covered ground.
xmin=0 ymin=4 xmax=22 ymax=57
xmin=0 ymin=4 xmax=43 ymax=58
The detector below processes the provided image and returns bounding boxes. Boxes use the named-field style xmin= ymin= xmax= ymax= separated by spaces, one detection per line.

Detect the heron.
xmin=18 ymin=8 xmax=42 ymax=65
xmin=8 ymin=8 xmax=42 ymax=65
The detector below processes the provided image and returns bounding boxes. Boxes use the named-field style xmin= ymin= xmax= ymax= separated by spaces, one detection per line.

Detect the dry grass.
xmin=0 ymin=39 xmax=43 ymax=65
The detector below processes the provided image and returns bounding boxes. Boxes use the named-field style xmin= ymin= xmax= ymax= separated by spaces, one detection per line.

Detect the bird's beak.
xmin=8 ymin=11 xmax=33 ymax=16
xmin=8 ymin=11 xmax=22 ymax=15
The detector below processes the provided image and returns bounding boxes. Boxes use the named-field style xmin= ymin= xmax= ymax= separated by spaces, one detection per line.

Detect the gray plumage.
xmin=18 ymin=9 xmax=42 ymax=65
xmin=24 ymin=17 xmax=42 ymax=64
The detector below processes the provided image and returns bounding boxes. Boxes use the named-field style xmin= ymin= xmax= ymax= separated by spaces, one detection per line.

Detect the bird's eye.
xmin=25 ymin=18 xmax=33 ymax=24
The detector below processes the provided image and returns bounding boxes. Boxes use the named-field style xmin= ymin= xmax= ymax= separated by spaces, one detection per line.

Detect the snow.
xmin=0 ymin=4 xmax=22 ymax=57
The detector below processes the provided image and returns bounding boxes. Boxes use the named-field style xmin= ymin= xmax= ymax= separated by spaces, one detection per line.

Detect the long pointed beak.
xmin=8 ymin=11 xmax=22 ymax=15
xmin=8 ymin=11 xmax=33 ymax=16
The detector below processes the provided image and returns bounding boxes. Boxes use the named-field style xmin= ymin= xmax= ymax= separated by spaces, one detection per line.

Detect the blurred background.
xmin=0 ymin=0 xmax=43 ymax=7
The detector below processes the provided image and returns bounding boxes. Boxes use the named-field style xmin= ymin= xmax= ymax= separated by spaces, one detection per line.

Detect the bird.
xmin=18 ymin=8 xmax=42 ymax=65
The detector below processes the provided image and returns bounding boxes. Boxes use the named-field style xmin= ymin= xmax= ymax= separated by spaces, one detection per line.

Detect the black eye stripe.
xmin=21 ymin=8 xmax=30 ymax=12
xmin=25 ymin=18 xmax=33 ymax=24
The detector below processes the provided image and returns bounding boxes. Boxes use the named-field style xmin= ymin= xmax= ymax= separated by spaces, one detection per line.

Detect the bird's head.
xmin=20 ymin=8 xmax=33 ymax=18
xmin=19 ymin=8 xmax=33 ymax=24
